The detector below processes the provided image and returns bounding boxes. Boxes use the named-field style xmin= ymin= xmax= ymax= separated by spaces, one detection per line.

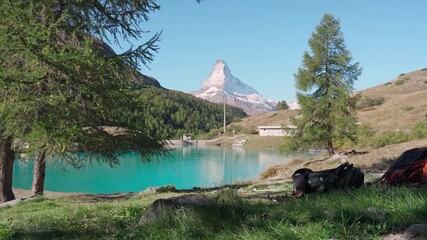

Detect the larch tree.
xmin=284 ymin=13 xmax=361 ymax=156
xmin=0 ymin=0 xmax=166 ymax=201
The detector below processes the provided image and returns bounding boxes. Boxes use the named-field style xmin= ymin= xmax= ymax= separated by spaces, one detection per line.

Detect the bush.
xmin=201 ymin=128 xmax=223 ymax=140
xmin=354 ymin=124 xmax=375 ymax=147
xmin=0 ymin=224 xmax=13 ymax=240
xmin=369 ymin=131 xmax=410 ymax=148
xmin=242 ymin=127 xmax=258 ymax=135
xmin=228 ymin=125 xmax=243 ymax=134
xmin=395 ymin=78 xmax=410 ymax=86
xmin=411 ymin=121 xmax=427 ymax=139
xmin=401 ymin=106 xmax=414 ymax=111
xmin=356 ymin=96 xmax=385 ymax=110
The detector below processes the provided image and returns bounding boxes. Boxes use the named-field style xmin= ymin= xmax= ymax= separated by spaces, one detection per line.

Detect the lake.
xmin=12 ymin=145 xmax=302 ymax=194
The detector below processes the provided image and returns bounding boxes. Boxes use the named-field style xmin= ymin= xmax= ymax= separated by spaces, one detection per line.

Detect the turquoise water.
xmin=12 ymin=146 xmax=298 ymax=194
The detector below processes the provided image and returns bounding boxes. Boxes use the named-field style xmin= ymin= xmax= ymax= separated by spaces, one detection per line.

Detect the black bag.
xmin=292 ymin=162 xmax=364 ymax=196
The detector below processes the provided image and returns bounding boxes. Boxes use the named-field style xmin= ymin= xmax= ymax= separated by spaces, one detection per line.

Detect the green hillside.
xmin=133 ymin=87 xmax=247 ymax=139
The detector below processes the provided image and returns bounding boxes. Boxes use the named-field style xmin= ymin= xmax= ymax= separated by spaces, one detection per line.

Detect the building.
xmin=257 ymin=126 xmax=295 ymax=137
xmin=182 ymin=134 xmax=192 ymax=141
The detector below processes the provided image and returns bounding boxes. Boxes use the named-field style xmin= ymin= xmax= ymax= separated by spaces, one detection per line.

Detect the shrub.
xmin=401 ymin=106 xmax=414 ymax=111
xmin=369 ymin=131 xmax=410 ymax=148
xmin=260 ymin=165 xmax=281 ymax=180
xmin=411 ymin=121 xmax=427 ymax=139
xmin=356 ymin=96 xmax=385 ymax=110
xmin=0 ymin=224 xmax=13 ymax=240
xmin=384 ymin=82 xmax=392 ymax=86
xmin=395 ymin=78 xmax=410 ymax=86
xmin=398 ymin=73 xmax=406 ymax=77
xmin=202 ymin=128 xmax=223 ymax=139
xmin=228 ymin=125 xmax=243 ymax=134
xmin=241 ymin=127 xmax=258 ymax=135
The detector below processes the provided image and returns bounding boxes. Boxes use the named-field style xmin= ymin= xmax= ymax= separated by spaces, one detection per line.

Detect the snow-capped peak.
xmin=192 ymin=59 xmax=277 ymax=115
xmin=200 ymin=59 xmax=258 ymax=95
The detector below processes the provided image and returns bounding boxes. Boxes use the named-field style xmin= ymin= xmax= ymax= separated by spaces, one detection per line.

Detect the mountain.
xmin=191 ymin=59 xmax=277 ymax=115
xmin=95 ymin=37 xmax=162 ymax=88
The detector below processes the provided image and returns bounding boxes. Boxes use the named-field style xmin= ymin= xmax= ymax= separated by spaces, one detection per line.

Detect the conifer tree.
xmin=0 ymin=0 xmax=165 ymax=201
xmin=284 ymin=14 xmax=361 ymax=156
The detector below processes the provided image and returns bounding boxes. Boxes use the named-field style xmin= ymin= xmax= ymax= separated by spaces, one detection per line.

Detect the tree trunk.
xmin=0 ymin=132 xmax=16 ymax=203
xmin=32 ymin=150 xmax=47 ymax=196
xmin=327 ymin=138 xmax=335 ymax=157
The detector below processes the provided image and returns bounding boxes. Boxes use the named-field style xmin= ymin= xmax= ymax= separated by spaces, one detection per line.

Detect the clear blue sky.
xmin=112 ymin=0 xmax=427 ymax=102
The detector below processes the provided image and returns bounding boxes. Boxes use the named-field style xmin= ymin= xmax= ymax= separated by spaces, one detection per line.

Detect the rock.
xmin=383 ymin=233 xmax=405 ymax=240
xmin=139 ymin=194 xmax=215 ymax=224
xmin=403 ymin=224 xmax=427 ymax=239
xmin=382 ymin=224 xmax=427 ymax=240
xmin=140 ymin=185 xmax=176 ymax=194
xmin=237 ymin=187 xmax=246 ymax=196
xmin=361 ymin=208 xmax=386 ymax=221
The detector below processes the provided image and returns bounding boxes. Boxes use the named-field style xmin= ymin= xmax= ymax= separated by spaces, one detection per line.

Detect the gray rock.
xmin=383 ymin=233 xmax=405 ymax=240
xmin=382 ymin=224 xmax=427 ymax=240
xmin=403 ymin=224 xmax=427 ymax=239
xmin=140 ymin=185 xmax=176 ymax=194
xmin=361 ymin=207 xmax=386 ymax=221
xmin=139 ymin=194 xmax=214 ymax=224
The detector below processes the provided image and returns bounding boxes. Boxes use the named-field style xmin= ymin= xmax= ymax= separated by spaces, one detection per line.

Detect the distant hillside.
xmin=354 ymin=68 xmax=427 ymax=131
xmin=229 ymin=68 xmax=427 ymax=132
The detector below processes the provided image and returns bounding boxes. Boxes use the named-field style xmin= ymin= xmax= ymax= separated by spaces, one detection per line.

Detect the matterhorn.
xmin=191 ymin=59 xmax=277 ymax=115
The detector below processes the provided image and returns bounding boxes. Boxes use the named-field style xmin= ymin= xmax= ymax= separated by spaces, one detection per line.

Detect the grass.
xmin=395 ymin=78 xmax=409 ymax=86
xmin=401 ymin=106 xmax=414 ymax=111
xmin=1 ymin=186 xmax=427 ymax=239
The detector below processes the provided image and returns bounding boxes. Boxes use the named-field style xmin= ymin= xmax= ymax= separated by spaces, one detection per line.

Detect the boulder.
xmin=139 ymin=194 xmax=214 ymax=224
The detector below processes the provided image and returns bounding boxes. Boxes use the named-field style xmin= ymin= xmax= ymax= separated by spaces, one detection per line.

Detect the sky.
xmin=111 ymin=0 xmax=427 ymax=103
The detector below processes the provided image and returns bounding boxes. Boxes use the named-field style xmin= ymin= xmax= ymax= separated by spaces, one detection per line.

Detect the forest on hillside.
xmin=133 ymin=87 xmax=247 ymax=139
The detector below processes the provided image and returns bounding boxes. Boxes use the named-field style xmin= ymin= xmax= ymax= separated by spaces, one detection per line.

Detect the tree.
xmin=275 ymin=101 xmax=289 ymax=111
xmin=0 ymin=0 xmax=166 ymax=201
xmin=284 ymin=14 xmax=361 ymax=156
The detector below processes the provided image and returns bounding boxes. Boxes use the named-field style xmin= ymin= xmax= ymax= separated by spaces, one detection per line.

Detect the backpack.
xmin=292 ymin=162 xmax=364 ymax=196
xmin=380 ymin=147 xmax=427 ymax=185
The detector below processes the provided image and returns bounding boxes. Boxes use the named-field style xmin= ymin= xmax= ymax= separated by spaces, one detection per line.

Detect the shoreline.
xmin=11 ymin=138 xmax=427 ymax=200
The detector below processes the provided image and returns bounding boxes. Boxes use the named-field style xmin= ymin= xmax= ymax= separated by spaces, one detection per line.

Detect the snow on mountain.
xmin=191 ymin=59 xmax=277 ymax=115
xmin=288 ymin=101 xmax=300 ymax=110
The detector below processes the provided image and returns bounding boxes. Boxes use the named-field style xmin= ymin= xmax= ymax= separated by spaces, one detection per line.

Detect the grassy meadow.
xmin=1 ymin=186 xmax=427 ymax=239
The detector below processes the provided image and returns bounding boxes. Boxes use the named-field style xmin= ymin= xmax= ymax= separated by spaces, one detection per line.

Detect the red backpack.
xmin=380 ymin=147 xmax=427 ymax=185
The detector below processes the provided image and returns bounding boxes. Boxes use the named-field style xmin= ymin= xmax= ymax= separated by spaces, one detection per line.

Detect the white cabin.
xmin=257 ymin=126 xmax=295 ymax=137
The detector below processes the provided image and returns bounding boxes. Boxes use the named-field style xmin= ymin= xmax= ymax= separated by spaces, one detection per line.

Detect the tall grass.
xmin=1 ymin=186 xmax=427 ymax=239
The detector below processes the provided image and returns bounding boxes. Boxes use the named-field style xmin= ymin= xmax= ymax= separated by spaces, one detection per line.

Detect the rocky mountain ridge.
xmin=191 ymin=59 xmax=278 ymax=115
